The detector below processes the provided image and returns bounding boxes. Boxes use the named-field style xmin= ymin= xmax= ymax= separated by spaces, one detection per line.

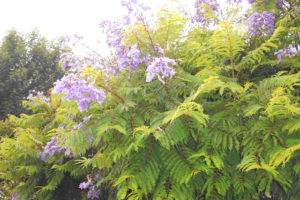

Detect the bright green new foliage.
xmin=0 ymin=0 xmax=299 ymax=199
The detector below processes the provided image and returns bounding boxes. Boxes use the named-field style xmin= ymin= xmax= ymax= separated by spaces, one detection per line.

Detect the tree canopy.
xmin=0 ymin=30 xmax=64 ymax=119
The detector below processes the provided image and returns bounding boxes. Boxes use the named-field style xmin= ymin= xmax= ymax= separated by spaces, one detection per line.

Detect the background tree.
xmin=0 ymin=30 xmax=65 ymax=120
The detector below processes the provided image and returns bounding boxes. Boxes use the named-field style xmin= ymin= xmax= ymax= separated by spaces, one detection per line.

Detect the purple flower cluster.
xmin=195 ymin=0 xmax=219 ymax=12
xmin=116 ymin=43 xmax=147 ymax=72
xmin=79 ymin=180 xmax=100 ymax=199
xmin=11 ymin=193 xmax=25 ymax=200
xmin=248 ymin=0 xmax=256 ymax=3
xmin=87 ymin=188 xmax=100 ymax=199
xmin=227 ymin=0 xmax=242 ymax=3
xmin=40 ymin=137 xmax=74 ymax=162
xmin=99 ymin=20 xmax=147 ymax=74
xmin=60 ymin=53 xmax=82 ymax=71
xmin=27 ymin=91 xmax=50 ymax=103
xmin=146 ymin=57 xmax=176 ymax=84
xmin=89 ymin=134 xmax=94 ymax=142
xmin=247 ymin=0 xmax=283 ymax=7
xmin=276 ymin=0 xmax=283 ymax=8
xmin=247 ymin=11 xmax=275 ymax=37
xmin=52 ymin=74 xmax=106 ymax=111
xmin=193 ymin=0 xmax=219 ymax=25
xmin=228 ymin=0 xmax=282 ymax=5
xmin=11 ymin=192 xmax=21 ymax=200
xmin=79 ymin=181 xmax=92 ymax=189
xmin=60 ymin=53 xmax=103 ymax=72
xmin=121 ymin=0 xmax=149 ymax=25
xmin=274 ymin=44 xmax=299 ymax=63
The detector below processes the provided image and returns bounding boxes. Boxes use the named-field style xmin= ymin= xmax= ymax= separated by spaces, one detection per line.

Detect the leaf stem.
xmin=97 ymin=83 xmax=125 ymax=103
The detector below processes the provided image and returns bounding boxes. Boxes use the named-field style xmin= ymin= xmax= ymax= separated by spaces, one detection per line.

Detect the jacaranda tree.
xmin=0 ymin=0 xmax=299 ymax=199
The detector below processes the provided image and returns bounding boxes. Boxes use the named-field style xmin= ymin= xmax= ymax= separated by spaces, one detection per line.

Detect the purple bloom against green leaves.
xmin=41 ymin=138 xmax=60 ymax=157
xmin=89 ymin=134 xmax=94 ymax=142
xmin=274 ymin=44 xmax=299 ymax=63
xmin=93 ymin=174 xmax=102 ymax=182
xmin=60 ymin=53 xmax=104 ymax=73
xmin=276 ymin=0 xmax=283 ymax=8
xmin=79 ymin=178 xmax=101 ymax=199
xmin=252 ymin=0 xmax=281 ymax=6
xmin=27 ymin=91 xmax=50 ymax=104
xmin=119 ymin=0 xmax=151 ymax=33
xmin=60 ymin=53 xmax=88 ymax=72
xmin=52 ymin=74 xmax=106 ymax=111
xmin=108 ymin=28 xmax=145 ymax=71
xmin=193 ymin=0 xmax=219 ymax=26
xmin=247 ymin=11 xmax=275 ymax=37
xmin=72 ymin=123 xmax=82 ymax=130
xmin=40 ymin=137 xmax=74 ymax=161
xmin=274 ymin=49 xmax=285 ymax=62
xmin=227 ymin=0 xmax=242 ymax=3
xmin=121 ymin=0 xmax=149 ymax=16
xmin=248 ymin=0 xmax=256 ymax=3
xmin=123 ymin=15 xmax=131 ymax=25
xmin=146 ymin=57 xmax=176 ymax=84
xmin=155 ymin=46 xmax=165 ymax=56
xmin=99 ymin=19 xmax=147 ymax=73
xmin=119 ymin=44 xmax=146 ymax=71
xmin=58 ymin=124 xmax=66 ymax=129
xmin=83 ymin=115 xmax=92 ymax=122
xmin=11 ymin=192 xmax=20 ymax=200
xmin=79 ymin=181 xmax=92 ymax=190
xmin=87 ymin=188 xmax=100 ymax=199
xmin=195 ymin=0 xmax=219 ymax=11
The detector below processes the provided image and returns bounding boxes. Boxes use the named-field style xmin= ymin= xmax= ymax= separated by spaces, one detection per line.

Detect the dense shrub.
xmin=0 ymin=0 xmax=299 ymax=199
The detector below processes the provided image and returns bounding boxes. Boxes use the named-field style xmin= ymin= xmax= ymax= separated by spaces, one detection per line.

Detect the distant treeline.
xmin=0 ymin=30 xmax=65 ymax=119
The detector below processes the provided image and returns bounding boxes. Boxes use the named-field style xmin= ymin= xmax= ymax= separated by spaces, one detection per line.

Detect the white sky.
xmin=0 ymin=0 xmax=246 ymax=55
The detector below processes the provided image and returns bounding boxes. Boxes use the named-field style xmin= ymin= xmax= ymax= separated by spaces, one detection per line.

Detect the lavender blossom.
xmin=276 ymin=0 xmax=283 ymax=8
xmin=121 ymin=0 xmax=149 ymax=25
xmin=228 ymin=0 xmax=255 ymax=4
xmin=83 ymin=115 xmax=92 ymax=122
xmin=246 ymin=0 xmax=282 ymax=8
xmin=27 ymin=91 xmax=50 ymax=103
xmin=192 ymin=0 xmax=219 ymax=26
xmin=11 ymin=192 xmax=20 ymax=200
xmin=227 ymin=0 xmax=242 ymax=3
xmin=87 ymin=188 xmax=100 ymax=199
xmin=146 ymin=57 xmax=176 ymax=84
xmin=79 ymin=181 xmax=92 ymax=190
xmin=60 ymin=53 xmax=102 ymax=72
xmin=247 ymin=11 xmax=275 ymax=37
xmin=72 ymin=123 xmax=83 ymax=131
xmin=52 ymin=74 xmax=106 ymax=111
xmin=274 ymin=44 xmax=299 ymax=63
xmin=89 ymin=134 xmax=94 ymax=143
xmin=40 ymin=137 xmax=74 ymax=161
xmin=78 ymin=180 xmax=100 ymax=199
xmin=99 ymin=19 xmax=147 ymax=73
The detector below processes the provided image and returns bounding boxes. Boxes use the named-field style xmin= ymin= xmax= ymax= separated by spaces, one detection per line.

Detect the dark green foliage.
xmin=0 ymin=30 xmax=64 ymax=119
